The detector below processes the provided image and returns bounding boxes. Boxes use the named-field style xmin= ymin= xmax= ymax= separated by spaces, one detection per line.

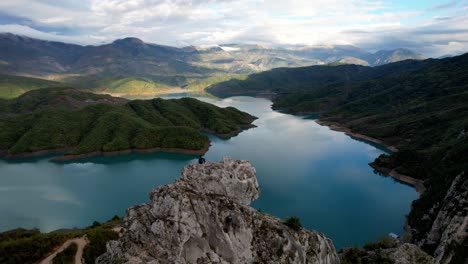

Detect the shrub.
xmin=363 ymin=235 xmax=397 ymax=251
xmin=82 ymin=227 xmax=119 ymax=264
xmin=284 ymin=216 xmax=302 ymax=231
xmin=53 ymin=242 xmax=77 ymax=264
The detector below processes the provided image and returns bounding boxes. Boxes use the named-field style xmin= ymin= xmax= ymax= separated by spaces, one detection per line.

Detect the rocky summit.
xmin=97 ymin=157 xmax=339 ymax=264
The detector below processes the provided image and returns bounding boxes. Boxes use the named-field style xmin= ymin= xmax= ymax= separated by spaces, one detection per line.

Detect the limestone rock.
xmin=387 ymin=243 xmax=435 ymax=264
xmin=418 ymin=173 xmax=468 ymax=264
xmin=97 ymin=157 xmax=339 ymax=264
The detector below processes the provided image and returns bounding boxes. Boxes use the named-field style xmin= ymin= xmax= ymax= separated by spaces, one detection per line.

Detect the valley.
xmin=0 ymin=95 xmax=418 ymax=263
xmin=0 ymin=31 xmax=466 ymax=263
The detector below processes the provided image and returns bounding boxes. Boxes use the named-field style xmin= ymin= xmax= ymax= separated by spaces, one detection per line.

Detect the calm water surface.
xmin=0 ymin=96 xmax=418 ymax=249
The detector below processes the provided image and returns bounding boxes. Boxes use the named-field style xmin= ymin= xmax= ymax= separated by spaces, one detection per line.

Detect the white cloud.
xmin=0 ymin=0 xmax=467 ymax=56
xmin=0 ymin=24 xmax=105 ymax=44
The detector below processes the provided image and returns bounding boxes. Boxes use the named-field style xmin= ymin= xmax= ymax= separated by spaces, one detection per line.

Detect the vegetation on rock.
xmin=284 ymin=216 xmax=302 ymax=231
xmin=82 ymin=227 xmax=119 ymax=264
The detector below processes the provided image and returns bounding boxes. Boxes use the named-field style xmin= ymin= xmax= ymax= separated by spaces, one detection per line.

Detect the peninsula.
xmin=0 ymin=88 xmax=256 ymax=160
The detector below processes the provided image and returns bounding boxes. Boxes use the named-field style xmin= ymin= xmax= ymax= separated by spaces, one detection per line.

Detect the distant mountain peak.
xmin=374 ymin=48 xmax=421 ymax=55
xmin=371 ymin=48 xmax=425 ymax=65
xmin=0 ymin=32 xmax=34 ymax=42
xmin=112 ymin=37 xmax=145 ymax=45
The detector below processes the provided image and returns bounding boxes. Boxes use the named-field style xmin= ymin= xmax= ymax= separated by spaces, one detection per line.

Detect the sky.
xmin=0 ymin=0 xmax=468 ymax=57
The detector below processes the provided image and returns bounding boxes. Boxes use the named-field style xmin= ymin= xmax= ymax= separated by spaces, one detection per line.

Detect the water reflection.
xmin=0 ymin=96 xmax=418 ymax=249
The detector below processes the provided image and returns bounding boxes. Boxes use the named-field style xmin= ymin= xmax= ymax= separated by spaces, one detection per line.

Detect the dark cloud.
xmin=429 ymin=1 xmax=458 ymax=11
xmin=411 ymin=28 xmax=468 ymax=35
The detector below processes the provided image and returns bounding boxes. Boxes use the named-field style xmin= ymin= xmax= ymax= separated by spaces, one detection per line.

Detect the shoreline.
xmin=53 ymin=144 xmax=211 ymax=161
xmin=0 ymin=123 xmax=257 ymax=161
xmin=315 ymin=119 xmax=399 ymax=153
xmin=1 ymin=144 xmax=210 ymax=161
xmin=315 ymin=119 xmax=425 ymax=194
xmin=0 ymin=141 xmax=211 ymax=161
xmin=203 ymin=123 xmax=258 ymax=139
xmin=369 ymin=163 xmax=426 ymax=194
xmin=1 ymin=148 xmax=74 ymax=159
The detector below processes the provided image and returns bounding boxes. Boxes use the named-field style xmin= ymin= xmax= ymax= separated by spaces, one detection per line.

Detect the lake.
xmin=0 ymin=95 xmax=418 ymax=249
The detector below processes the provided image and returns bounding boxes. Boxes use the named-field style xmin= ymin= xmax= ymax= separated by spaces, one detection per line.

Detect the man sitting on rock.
xmin=198 ymin=155 xmax=206 ymax=164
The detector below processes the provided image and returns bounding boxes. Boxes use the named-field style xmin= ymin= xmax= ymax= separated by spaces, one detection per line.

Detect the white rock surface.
xmin=387 ymin=243 xmax=434 ymax=264
xmin=418 ymin=173 xmax=468 ymax=264
xmin=97 ymin=157 xmax=339 ymax=264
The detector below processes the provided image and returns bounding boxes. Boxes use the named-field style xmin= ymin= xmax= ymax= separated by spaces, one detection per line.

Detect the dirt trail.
xmin=39 ymin=236 xmax=88 ymax=264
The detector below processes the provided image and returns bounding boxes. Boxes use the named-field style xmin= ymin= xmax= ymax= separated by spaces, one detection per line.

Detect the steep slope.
xmin=210 ymin=53 xmax=468 ymax=262
xmin=0 ymin=34 xmax=217 ymax=93
xmin=68 ymin=38 xmax=213 ymax=79
xmin=0 ymin=89 xmax=256 ymax=159
xmin=0 ymin=33 xmax=84 ymax=76
xmin=97 ymin=157 xmax=340 ymax=264
xmin=208 ymin=59 xmax=429 ymax=97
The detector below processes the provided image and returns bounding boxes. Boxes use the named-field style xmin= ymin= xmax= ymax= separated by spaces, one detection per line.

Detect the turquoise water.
xmin=0 ymin=96 xmax=418 ymax=249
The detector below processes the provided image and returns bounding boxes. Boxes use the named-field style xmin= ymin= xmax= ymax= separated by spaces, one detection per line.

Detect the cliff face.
xmin=416 ymin=173 xmax=468 ymax=264
xmin=97 ymin=157 xmax=339 ymax=264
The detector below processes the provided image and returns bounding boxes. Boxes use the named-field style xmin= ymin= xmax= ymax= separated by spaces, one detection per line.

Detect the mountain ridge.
xmin=0 ymin=33 xmax=425 ymax=98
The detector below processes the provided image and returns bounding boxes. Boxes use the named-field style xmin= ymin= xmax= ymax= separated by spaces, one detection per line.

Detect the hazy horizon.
xmin=1 ymin=0 xmax=468 ymax=57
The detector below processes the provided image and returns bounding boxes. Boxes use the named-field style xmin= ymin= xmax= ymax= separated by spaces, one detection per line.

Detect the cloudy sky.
xmin=0 ymin=0 xmax=467 ymax=57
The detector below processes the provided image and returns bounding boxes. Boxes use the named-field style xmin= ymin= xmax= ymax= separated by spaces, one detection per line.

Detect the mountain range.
xmin=0 ymin=33 xmax=424 ymax=97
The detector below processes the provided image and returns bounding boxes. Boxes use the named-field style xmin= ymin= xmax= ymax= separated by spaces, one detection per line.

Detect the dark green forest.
xmin=0 ymin=88 xmax=255 ymax=158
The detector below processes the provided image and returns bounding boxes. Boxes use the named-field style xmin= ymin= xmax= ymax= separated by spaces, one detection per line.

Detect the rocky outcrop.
xmin=97 ymin=157 xmax=339 ymax=264
xmin=417 ymin=173 xmax=468 ymax=264
xmin=340 ymin=239 xmax=434 ymax=264
xmin=387 ymin=243 xmax=435 ymax=264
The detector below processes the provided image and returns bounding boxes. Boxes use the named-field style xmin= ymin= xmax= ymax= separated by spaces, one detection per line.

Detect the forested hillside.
xmin=210 ymin=53 xmax=468 ymax=262
xmin=0 ymin=88 xmax=256 ymax=159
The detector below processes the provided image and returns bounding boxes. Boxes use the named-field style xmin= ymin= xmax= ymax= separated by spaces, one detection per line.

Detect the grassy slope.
xmin=0 ymin=88 xmax=255 ymax=156
xmin=212 ymin=53 xmax=468 ymax=260
xmin=0 ymin=74 xmax=63 ymax=99
xmin=0 ymin=73 xmax=248 ymax=98
xmin=94 ymin=77 xmax=178 ymax=94
xmin=184 ymin=74 xmax=247 ymax=92
xmin=93 ymin=74 xmax=247 ymax=95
